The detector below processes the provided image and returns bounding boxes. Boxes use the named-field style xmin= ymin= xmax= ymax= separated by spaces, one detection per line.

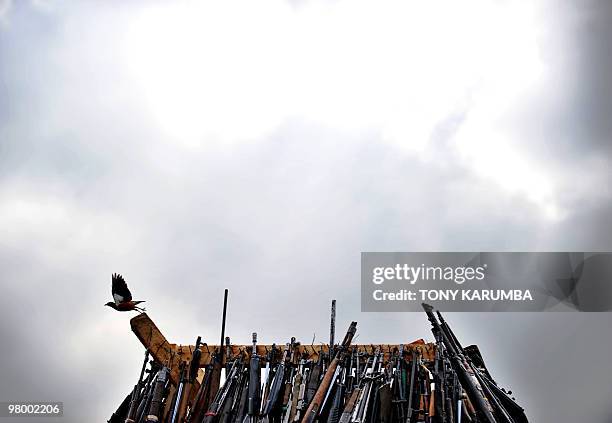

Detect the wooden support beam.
xmin=130 ymin=313 xmax=203 ymax=388
xmin=131 ymin=313 xmax=435 ymax=386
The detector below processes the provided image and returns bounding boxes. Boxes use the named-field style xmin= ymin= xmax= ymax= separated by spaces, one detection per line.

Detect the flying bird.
xmin=105 ymin=273 xmax=146 ymax=312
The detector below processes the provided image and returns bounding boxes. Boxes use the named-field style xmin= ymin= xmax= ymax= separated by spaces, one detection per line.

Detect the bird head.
xmin=105 ymin=302 xmax=118 ymax=309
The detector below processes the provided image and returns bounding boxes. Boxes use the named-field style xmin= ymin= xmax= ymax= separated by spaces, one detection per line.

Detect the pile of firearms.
xmin=109 ymin=302 xmax=528 ymax=423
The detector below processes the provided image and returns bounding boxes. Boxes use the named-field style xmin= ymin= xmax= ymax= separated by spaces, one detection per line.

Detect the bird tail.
xmin=133 ymin=300 xmax=146 ymax=305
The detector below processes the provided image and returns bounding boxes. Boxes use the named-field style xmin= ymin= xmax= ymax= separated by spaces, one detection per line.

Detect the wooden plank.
xmin=131 ymin=313 xmax=435 ymax=384
xmin=130 ymin=313 xmax=203 ymax=389
xmin=165 ymin=342 xmax=434 ymax=367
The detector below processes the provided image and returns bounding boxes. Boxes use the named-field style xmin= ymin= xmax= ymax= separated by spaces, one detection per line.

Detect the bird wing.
xmin=111 ymin=273 xmax=132 ymax=304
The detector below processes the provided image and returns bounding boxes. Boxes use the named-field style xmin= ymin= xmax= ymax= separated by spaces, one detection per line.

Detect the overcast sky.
xmin=1 ymin=1 xmax=612 ymax=422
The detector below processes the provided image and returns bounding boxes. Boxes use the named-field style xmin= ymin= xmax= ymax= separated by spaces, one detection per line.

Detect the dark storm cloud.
xmin=566 ymin=0 xmax=612 ymax=152
xmin=506 ymin=0 xmax=612 ymax=159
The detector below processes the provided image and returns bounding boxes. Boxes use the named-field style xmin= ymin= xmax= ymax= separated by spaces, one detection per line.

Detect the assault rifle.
xmin=108 ymin=393 xmax=132 ymax=423
xmin=422 ymin=304 xmax=496 ymax=423
xmin=186 ymin=353 xmax=215 ymax=422
xmin=305 ymin=349 xmax=324 ymax=406
xmin=430 ymin=331 xmax=447 ymax=423
xmin=378 ymin=378 xmax=393 ymax=423
xmin=125 ymin=350 xmax=150 ymax=423
xmin=145 ymin=366 xmax=169 ymax=422
xmin=351 ymin=349 xmax=381 ymax=423
xmin=177 ymin=336 xmax=202 ymax=423
xmin=226 ymin=337 xmax=233 ymax=374
xmin=262 ymin=342 xmax=291 ymax=423
xmin=232 ymin=361 xmax=250 ymax=423
xmin=169 ymin=361 xmax=188 ymax=423
xmin=437 ymin=307 xmax=527 ymax=423
xmin=280 ymin=338 xmax=298 ymax=423
xmin=391 ymin=345 xmax=406 ymax=422
xmin=220 ymin=356 xmax=247 ymax=423
xmin=406 ymin=350 xmax=418 ymax=423
xmin=187 ymin=290 xmax=230 ymax=422
xmin=345 ymin=349 xmax=355 ymax=397
xmin=243 ymin=333 xmax=262 ymax=423
xmin=134 ymin=361 xmax=159 ymax=423
xmin=204 ymin=357 xmax=244 ymax=423
xmin=261 ymin=344 xmax=278 ymax=415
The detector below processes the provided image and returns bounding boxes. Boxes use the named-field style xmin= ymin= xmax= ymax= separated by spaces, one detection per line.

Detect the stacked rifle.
xmin=109 ymin=300 xmax=529 ymax=423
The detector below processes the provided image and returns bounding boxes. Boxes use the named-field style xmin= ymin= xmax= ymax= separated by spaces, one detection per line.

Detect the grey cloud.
xmin=1 ymin=1 xmax=612 ymax=423
xmin=1 ymin=121 xmax=608 ymax=422
xmin=564 ymin=0 xmax=612 ymax=152
xmin=502 ymin=0 xmax=612 ymax=158
xmin=0 ymin=0 xmax=11 ymax=21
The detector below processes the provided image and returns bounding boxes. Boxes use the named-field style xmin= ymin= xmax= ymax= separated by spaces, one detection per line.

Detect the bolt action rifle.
xmin=198 ymin=290 xmax=230 ymax=420
xmin=287 ymin=358 xmax=304 ymax=423
xmin=329 ymin=300 xmax=336 ymax=360
xmin=300 ymin=321 xmax=357 ymax=423
xmin=325 ymin=356 xmax=349 ymax=423
xmin=292 ymin=361 xmax=310 ymax=422
xmin=317 ymin=360 xmax=342 ymax=420
xmin=338 ymin=386 xmax=360 ymax=423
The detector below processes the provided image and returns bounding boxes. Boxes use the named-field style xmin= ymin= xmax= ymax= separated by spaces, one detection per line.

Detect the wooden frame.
xmin=130 ymin=313 xmax=435 ymax=386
